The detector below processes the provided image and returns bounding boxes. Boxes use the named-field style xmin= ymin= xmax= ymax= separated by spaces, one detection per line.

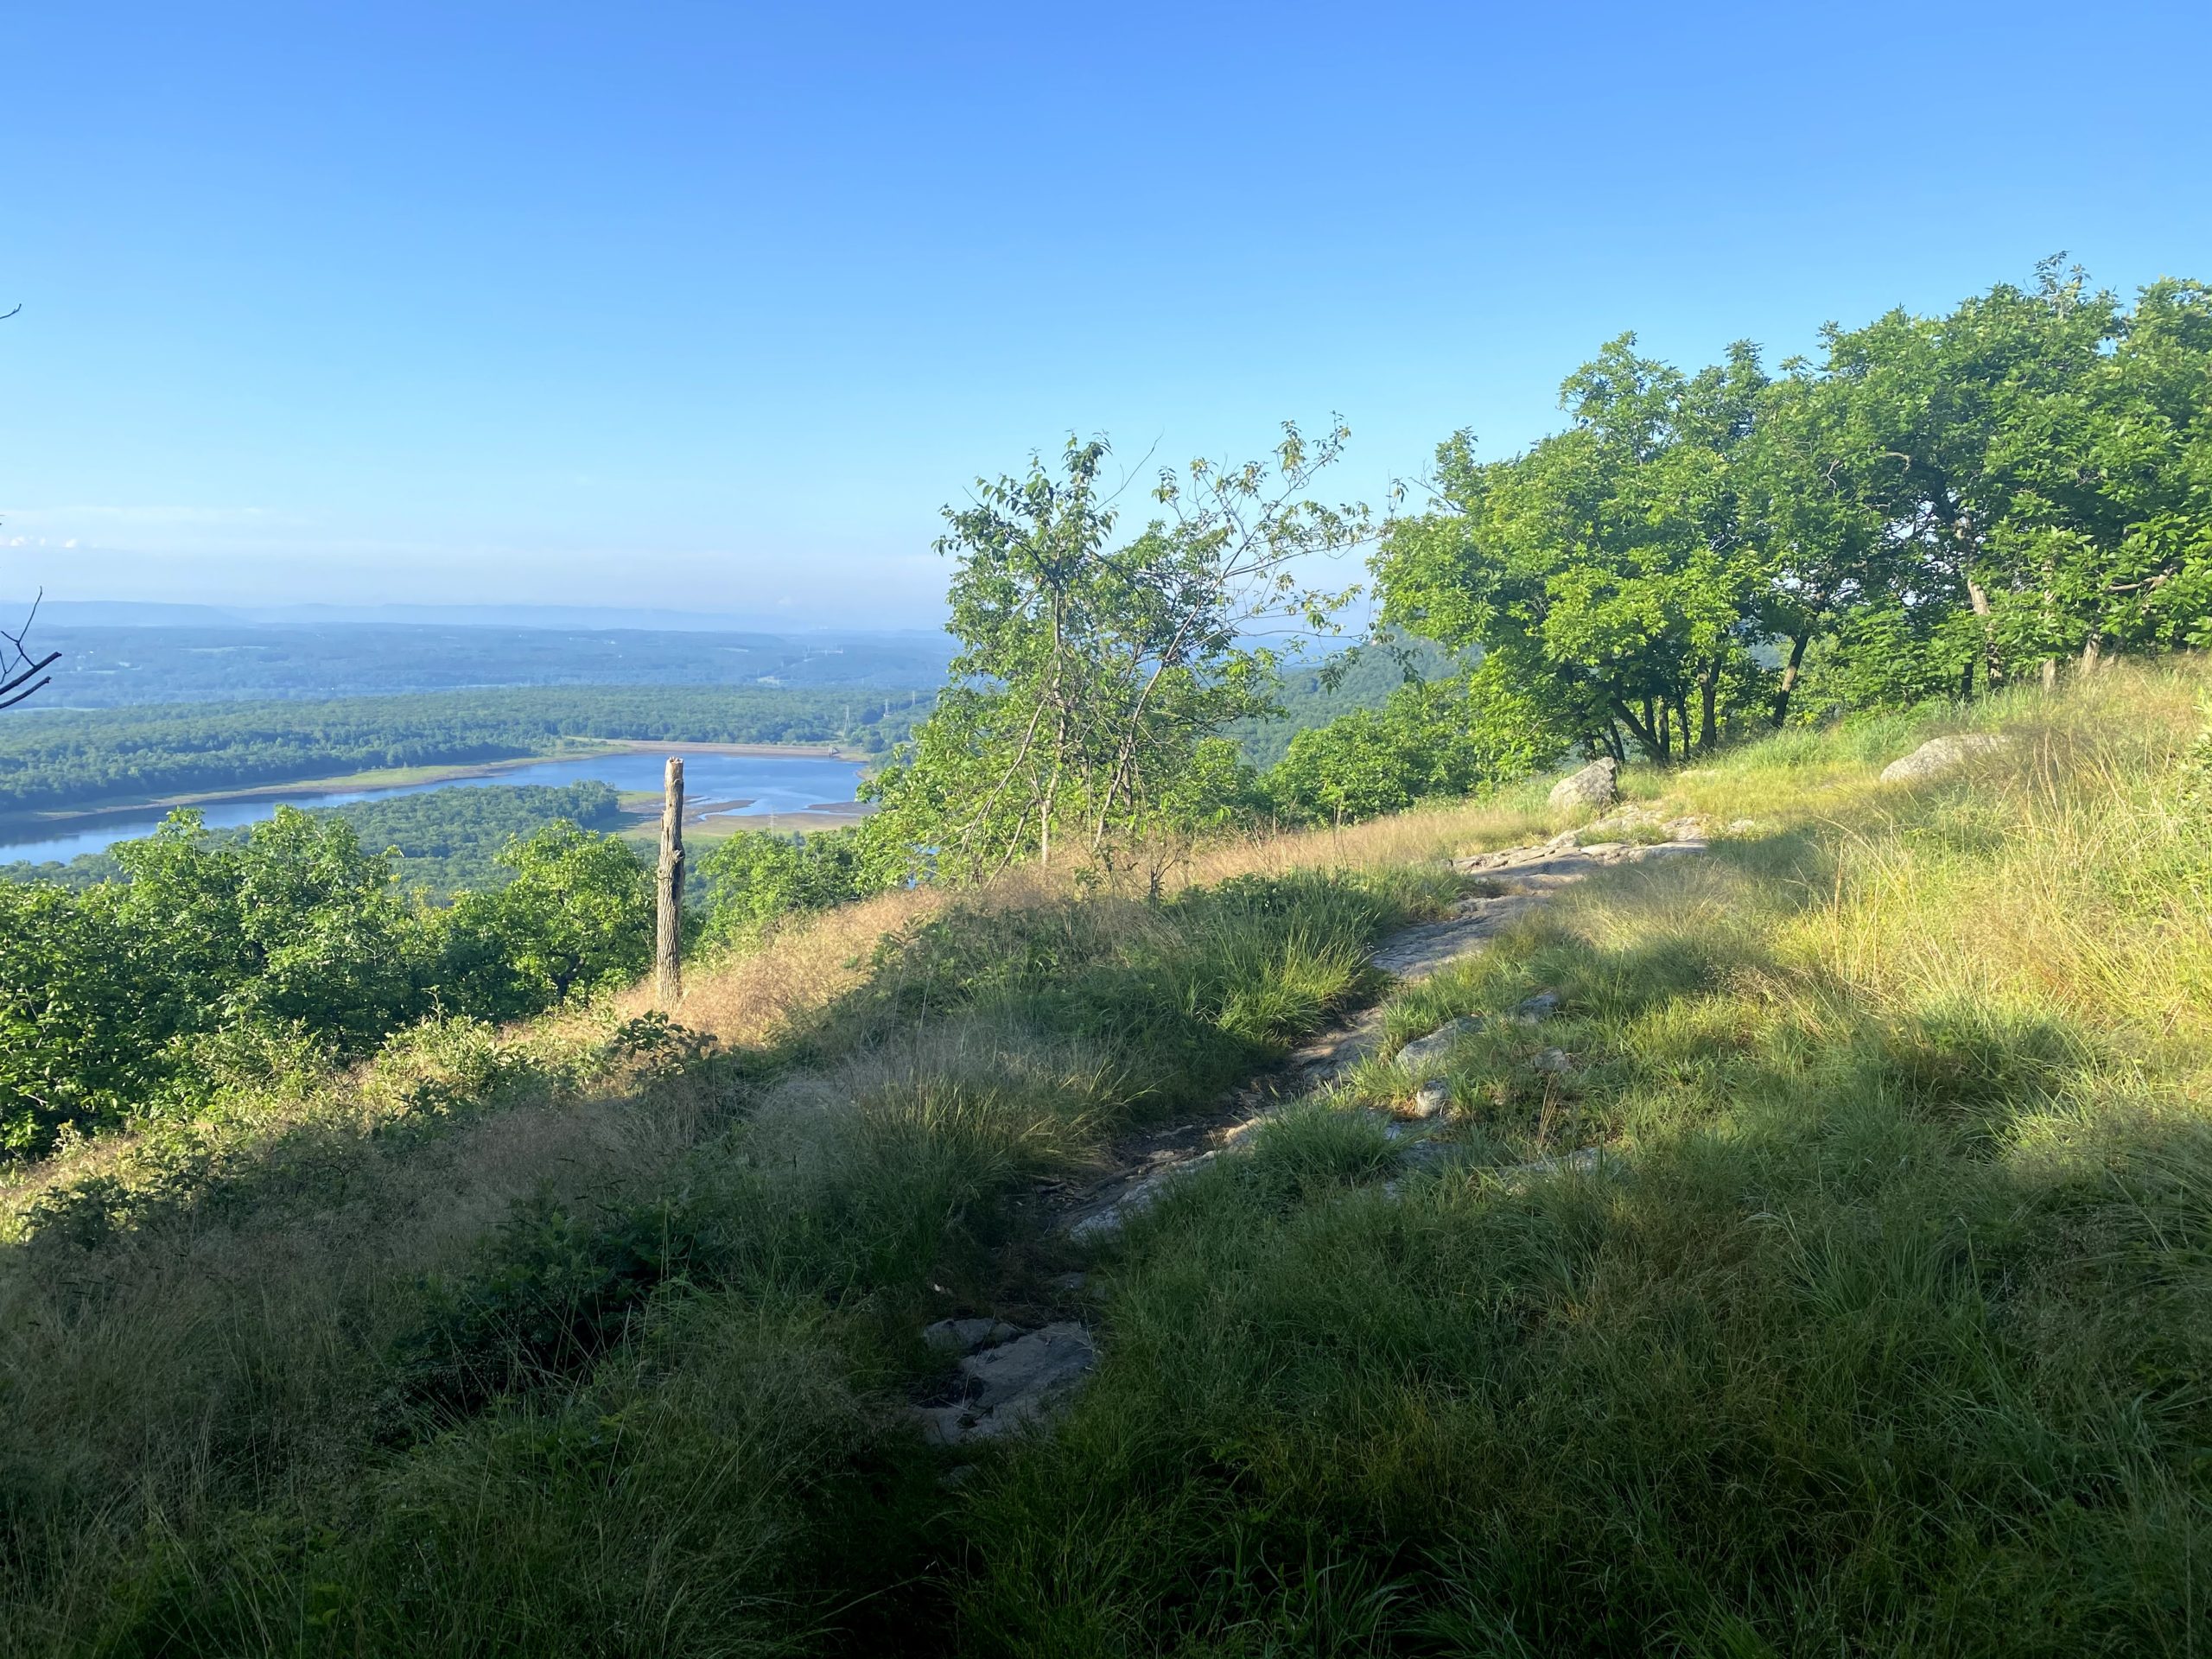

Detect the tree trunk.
xmin=2081 ymin=633 xmax=2102 ymax=677
xmin=657 ymin=756 xmax=684 ymax=1009
xmin=1965 ymin=578 xmax=2004 ymax=688
xmin=1772 ymin=632 xmax=1810 ymax=727
xmin=2040 ymin=657 xmax=2056 ymax=692
xmin=1611 ymin=699 xmax=1657 ymax=760
xmin=1697 ymin=671 xmax=1719 ymax=752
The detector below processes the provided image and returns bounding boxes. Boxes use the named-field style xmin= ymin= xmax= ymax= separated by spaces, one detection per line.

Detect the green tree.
xmin=0 ymin=880 xmax=155 ymax=1154
xmin=696 ymin=827 xmax=881 ymax=948
xmin=110 ymin=807 xmax=421 ymax=1052
xmin=862 ymin=423 xmax=1367 ymax=880
xmin=1376 ymin=338 xmax=1773 ymax=763
xmin=1267 ymin=658 xmax=1563 ymax=823
xmin=438 ymin=822 xmax=652 ymax=1019
xmin=1802 ymin=261 xmax=2124 ymax=697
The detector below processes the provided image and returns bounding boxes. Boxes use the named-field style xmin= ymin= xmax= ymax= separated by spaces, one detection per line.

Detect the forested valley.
xmin=0 ymin=683 xmax=928 ymax=819
xmin=3 ymin=781 xmax=631 ymax=895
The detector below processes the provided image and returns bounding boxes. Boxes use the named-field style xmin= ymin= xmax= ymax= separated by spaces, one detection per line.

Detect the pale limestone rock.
xmin=1548 ymin=757 xmax=1620 ymax=814
xmin=1878 ymin=734 xmax=2011 ymax=785
xmin=1396 ymin=1016 xmax=1482 ymax=1071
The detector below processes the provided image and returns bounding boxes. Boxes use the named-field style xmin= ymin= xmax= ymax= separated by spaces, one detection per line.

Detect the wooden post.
xmin=657 ymin=756 xmax=684 ymax=1008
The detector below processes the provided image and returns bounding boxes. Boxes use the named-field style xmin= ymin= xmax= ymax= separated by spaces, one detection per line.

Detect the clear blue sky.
xmin=4 ymin=0 xmax=2208 ymax=627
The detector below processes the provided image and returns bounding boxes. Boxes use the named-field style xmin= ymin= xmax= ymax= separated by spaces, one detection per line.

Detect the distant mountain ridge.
xmin=7 ymin=600 xmax=950 ymax=634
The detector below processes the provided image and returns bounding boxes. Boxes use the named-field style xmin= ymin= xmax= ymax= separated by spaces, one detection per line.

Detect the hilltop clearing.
xmin=2 ymin=661 xmax=2206 ymax=1654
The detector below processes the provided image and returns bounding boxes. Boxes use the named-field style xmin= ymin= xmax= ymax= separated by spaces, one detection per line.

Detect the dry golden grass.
xmin=641 ymin=792 xmax=1554 ymax=1057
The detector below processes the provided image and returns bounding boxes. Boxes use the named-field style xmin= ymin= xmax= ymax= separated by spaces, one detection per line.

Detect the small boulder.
xmin=1878 ymin=734 xmax=2011 ymax=785
xmin=1548 ymin=757 xmax=1620 ymax=815
xmin=1408 ymin=1079 xmax=1452 ymax=1118
xmin=1532 ymin=1046 xmax=1573 ymax=1074
xmin=1511 ymin=990 xmax=1560 ymax=1023
xmin=1397 ymin=1016 xmax=1482 ymax=1071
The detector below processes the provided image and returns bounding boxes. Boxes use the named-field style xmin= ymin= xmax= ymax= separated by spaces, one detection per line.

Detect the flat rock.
xmin=1066 ymin=1150 xmax=1219 ymax=1240
xmin=1582 ymin=803 xmax=1663 ymax=837
xmin=1369 ymin=917 xmax=1512 ymax=978
xmin=1512 ymin=990 xmax=1560 ymax=1023
xmin=917 ymin=1322 xmax=1100 ymax=1446
xmin=923 ymin=1318 xmax=1019 ymax=1356
xmin=1494 ymin=1145 xmax=1610 ymax=1183
xmin=1548 ymin=758 xmax=1620 ymax=814
xmin=1397 ymin=1016 xmax=1482 ymax=1071
xmin=1532 ymin=1046 xmax=1573 ymax=1074
xmin=1407 ymin=1078 xmax=1452 ymax=1118
xmin=1878 ymin=733 xmax=2011 ymax=785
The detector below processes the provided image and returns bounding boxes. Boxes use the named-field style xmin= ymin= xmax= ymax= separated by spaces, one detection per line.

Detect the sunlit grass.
xmin=4 ymin=658 xmax=2208 ymax=1654
xmin=956 ymin=658 xmax=2212 ymax=1654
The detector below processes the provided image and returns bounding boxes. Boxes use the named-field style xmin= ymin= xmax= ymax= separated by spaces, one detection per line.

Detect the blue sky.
xmin=4 ymin=0 xmax=2209 ymax=627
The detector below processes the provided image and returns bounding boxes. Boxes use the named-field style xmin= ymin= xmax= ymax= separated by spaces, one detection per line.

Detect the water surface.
xmin=0 ymin=750 xmax=868 ymax=865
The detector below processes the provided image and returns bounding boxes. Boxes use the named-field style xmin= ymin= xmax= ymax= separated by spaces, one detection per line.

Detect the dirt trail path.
xmin=916 ymin=819 xmax=1714 ymax=1444
xmin=1056 ymin=826 xmax=1713 ymax=1241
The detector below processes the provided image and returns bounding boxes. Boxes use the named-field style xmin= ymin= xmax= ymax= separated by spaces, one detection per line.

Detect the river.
xmin=0 ymin=749 xmax=870 ymax=866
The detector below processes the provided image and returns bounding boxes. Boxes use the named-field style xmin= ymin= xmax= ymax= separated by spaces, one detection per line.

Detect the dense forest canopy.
xmin=1375 ymin=264 xmax=2212 ymax=763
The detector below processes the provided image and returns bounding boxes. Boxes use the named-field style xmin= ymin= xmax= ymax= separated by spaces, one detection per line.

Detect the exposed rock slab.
xmin=1055 ymin=827 xmax=1707 ymax=1249
xmin=1065 ymin=1150 xmax=1221 ymax=1240
xmin=917 ymin=1322 xmax=1098 ymax=1445
xmin=923 ymin=1318 xmax=1019 ymax=1356
xmin=1879 ymin=733 xmax=2011 ymax=785
xmin=1397 ymin=1016 xmax=1483 ymax=1071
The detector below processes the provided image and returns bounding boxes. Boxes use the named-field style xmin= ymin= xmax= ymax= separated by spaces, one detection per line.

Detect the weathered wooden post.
xmin=657 ymin=756 xmax=684 ymax=1008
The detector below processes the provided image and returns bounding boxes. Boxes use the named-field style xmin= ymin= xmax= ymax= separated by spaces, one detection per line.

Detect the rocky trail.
xmin=912 ymin=792 xmax=1723 ymax=1446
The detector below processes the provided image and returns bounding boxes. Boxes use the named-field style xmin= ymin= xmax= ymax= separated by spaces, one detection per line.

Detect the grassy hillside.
xmin=2 ymin=663 xmax=2206 ymax=1655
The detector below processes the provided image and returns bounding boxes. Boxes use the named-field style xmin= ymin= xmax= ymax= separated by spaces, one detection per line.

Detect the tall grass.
xmin=956 ymin=661 xmax=2212 ymax=1656
xmin=5 ymin=662 xmax=2205 ymax=1654
xmin=0 ymin=846 xmax=1449 ymax=1654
